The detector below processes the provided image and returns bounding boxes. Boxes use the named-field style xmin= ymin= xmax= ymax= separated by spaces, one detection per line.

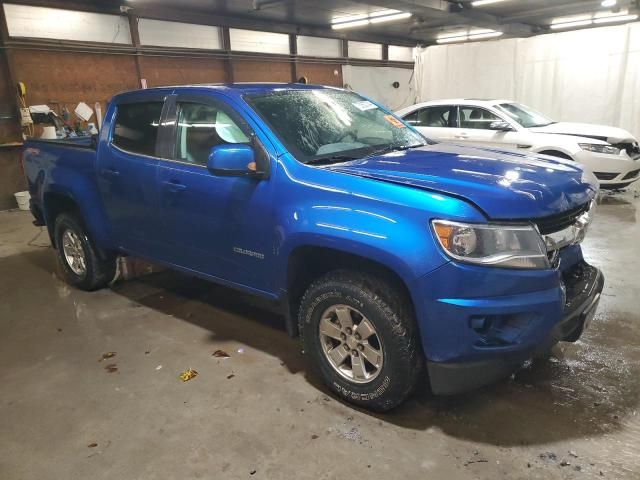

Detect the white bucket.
xmin=14 ymin=191 xmax=30 ymax=211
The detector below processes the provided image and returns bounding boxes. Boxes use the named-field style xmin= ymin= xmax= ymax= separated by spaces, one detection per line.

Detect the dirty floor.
xmin=1 ymin=189 xmax=639 ymax=480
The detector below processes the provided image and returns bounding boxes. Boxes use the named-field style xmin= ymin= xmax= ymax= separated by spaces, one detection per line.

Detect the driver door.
xmin=156 ymin=93 xmax=276 ymax=293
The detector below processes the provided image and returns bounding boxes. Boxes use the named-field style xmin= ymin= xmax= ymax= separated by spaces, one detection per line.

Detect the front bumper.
xmin=574 ymin=150 xmax=640 ymax=188
xmin=415 ymin=248 xmax=604 ymax=395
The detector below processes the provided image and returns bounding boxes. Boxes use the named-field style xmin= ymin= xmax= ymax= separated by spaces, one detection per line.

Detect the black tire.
xmin=299 ymin=270 xmax=422 ymax=412
xmin=53 ymin=212 xmax=116 ymax=291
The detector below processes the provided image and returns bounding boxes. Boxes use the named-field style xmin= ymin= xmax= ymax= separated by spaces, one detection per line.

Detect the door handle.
xmin=162 ymin=180 xmax=187 ymax=192
xmin=100 ymin=168 xmax=120 ymax=177
xmin=455 ymin=133 xmax=469 ymax=139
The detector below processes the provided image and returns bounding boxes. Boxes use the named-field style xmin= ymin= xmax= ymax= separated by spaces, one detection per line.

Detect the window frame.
xmin=109 ymin=93 xmax=170 ymax=160
xmin=160 ymin=93 xmax=256 ymax=168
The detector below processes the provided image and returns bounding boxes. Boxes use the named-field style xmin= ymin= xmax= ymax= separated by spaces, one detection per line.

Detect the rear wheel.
xmin=54 ymin=212 xmax=116 ymax=291
xmin=299 ymin=270 xmax=422 ymax=411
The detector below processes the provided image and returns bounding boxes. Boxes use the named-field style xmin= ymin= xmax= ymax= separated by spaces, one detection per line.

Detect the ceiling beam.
xmin=358 ymin=0 xmax=537 ymax=36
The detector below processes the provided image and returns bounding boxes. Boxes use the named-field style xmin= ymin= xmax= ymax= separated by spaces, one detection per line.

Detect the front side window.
xmin=422 ymin=106 xmax=451 ymax=127
xmin=459 ymin=107 xmax=502 ymax=130
xmin=175 ymin=102 xmax=250 ymax=166
xmin=112 ymin=102 xmax=163 ymax=156
xmin=496 ymin=103 xmax=554 ymax=128
xmin=244 ymin=89 xmax=426 ymax=164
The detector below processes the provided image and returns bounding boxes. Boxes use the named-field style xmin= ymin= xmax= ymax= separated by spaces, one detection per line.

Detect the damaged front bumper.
xmin=417 ymin=256 xmax=604 ymax=395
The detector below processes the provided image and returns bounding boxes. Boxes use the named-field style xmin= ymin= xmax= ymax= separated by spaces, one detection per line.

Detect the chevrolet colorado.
xmin=22 ymin=84 xmax=604 ymax=411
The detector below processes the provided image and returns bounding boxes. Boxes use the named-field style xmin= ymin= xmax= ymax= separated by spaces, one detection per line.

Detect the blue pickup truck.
xmin=23 ymin=84 xmax=604 ymax=411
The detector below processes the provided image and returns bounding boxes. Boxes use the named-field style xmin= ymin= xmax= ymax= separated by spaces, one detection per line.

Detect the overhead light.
xmin=436 ymin=28 xmax=502 ymax=43
xmin=550 ymin=19 xmax=593 ymax=29
xmin=369 ymin=12 xmax=412 ymax=24
xmin=601 ymin=0 xmax=617 ymax=7
xmin=332 ymin=19 xmax=370 ymax=30
xmin=471 ymin=0 xmax=506 ymax=6
xmin=437 ymin=35 xmax=468 ymax=44
xmin=551 ymin=8 xmax=638 ymax=29
xmin=331 ymin=9 xmax=411 ymax=29
xmin=469 ymin=31 xmax=504 ymax=39
xmin=594 ymin=13 xmax=638 ymax=23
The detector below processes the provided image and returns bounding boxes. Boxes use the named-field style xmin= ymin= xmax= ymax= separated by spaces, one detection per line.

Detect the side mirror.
xmin=489 ymin=121 xmax=513 ymax=132
xmin=207 ymin=144 xmax=266 ymax=178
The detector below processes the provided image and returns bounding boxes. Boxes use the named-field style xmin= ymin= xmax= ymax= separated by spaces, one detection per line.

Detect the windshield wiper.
xmin=305 ymin=154 xmax=359 ymax=166
xmin=364 ymin=143 xmax=424 ymax=159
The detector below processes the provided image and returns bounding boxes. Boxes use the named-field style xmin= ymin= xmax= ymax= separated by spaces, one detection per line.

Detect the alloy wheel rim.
xmin=61 ymin=229 xmax=87 ymax=276
xmin=318 ymin=304 xmax=384 ymax=384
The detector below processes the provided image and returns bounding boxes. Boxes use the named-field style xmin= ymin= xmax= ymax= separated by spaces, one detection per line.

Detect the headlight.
xmin=579 ymin=143 xmax=620 ymax=155
xmin=431 ymin=220 xmax=549 ymax=269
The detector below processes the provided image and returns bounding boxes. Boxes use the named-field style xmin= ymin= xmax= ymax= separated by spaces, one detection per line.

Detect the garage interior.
xmin=1 ymin=1 xmax=639 ymax=479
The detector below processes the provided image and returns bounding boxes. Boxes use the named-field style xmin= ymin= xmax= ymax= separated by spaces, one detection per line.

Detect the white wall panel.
xmin=3 ymin=3 xmax=131 ymax=44
xmin=415 ymin=22 xmax=640 ymax=140
xmin=343 ymin=65 xmax=416 ymax=111
xmin=388 ymin=45 xmax=414 ymax=62
xmin=297 ymin=36 xmax=342 ymax=58
xmin=139 ymin=19 xmax=222 ymax=50
xmin=229 ymin=29 xmax=289 ymax=54
xmin=348 ymin=41 xmax=382 ymax=60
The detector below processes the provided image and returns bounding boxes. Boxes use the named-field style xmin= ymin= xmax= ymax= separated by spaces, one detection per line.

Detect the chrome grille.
xmin=532 ymin=203 xmax=591 ymax=235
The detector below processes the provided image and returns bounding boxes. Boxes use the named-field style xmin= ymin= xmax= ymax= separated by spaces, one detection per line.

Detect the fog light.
xmin=470 ymin=316 xmax=491 ymax=333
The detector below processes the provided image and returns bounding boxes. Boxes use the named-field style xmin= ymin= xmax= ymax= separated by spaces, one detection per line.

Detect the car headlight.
xmin=431 ymin=220 xmax=549 ymax=269
xmin=579 ymin=143 xmax=620 ymax=155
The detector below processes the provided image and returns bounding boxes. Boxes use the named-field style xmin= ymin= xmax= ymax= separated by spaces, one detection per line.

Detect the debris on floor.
xmin=226 ymin=374 xmax=235 ymax=379
xmin=87 ymin=443 xmax=98 ymax=448
xmin=179 ymin=368 xmax=198 ymax=382
xmin=100 ymin=352 xmax=116 ymax=361
xmin=212 ymin=349 xmax=230 ymax=358
xmin=539 ymin=452 xmax=557 ymax=462
xmin=104 ymin=364 xmax=118 ymax=373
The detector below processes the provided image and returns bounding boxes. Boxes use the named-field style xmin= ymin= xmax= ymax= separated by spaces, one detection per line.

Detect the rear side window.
xmin=112 ymin=102 xmax=163 ymax=156
xmin=403 ymin=106 xmax=451 ymax=127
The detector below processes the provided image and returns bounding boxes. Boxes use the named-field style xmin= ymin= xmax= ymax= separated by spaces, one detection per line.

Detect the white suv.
xmin=396 ymin=99 xmax=640 ymax=189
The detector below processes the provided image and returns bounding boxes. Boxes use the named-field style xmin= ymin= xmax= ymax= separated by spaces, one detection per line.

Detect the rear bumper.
xmin=415 ymin=251 xmax=604 ymax=395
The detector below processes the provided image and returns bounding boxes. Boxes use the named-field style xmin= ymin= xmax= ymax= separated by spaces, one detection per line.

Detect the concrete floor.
xmin=1 ymin=188 xmax=639 ymax=480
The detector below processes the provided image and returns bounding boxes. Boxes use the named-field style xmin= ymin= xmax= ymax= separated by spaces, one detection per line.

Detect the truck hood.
xmin=325 ymin=143 xmax=598 ymax=219
xmin=529 ymin=122 xmax=636 ymax=144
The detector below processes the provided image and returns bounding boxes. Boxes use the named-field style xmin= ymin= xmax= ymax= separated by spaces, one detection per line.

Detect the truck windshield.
xmin=244 ymin=89 xmax=427 ymax=164
xmin=496 ymin=103 xmax=555 ymax=128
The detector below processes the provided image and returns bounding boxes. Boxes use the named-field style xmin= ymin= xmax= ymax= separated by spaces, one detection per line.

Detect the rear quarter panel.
xmin=22 ymin=140 xmax=114 ymax=249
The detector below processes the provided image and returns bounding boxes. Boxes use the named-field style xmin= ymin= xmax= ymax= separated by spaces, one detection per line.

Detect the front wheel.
xmin=54 ymin=212 xmax=116 ymax=291
xmin=299 ymin=270 xmax=422 ymax=411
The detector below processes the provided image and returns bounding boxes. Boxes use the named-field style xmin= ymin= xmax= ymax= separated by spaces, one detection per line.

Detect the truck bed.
xmin=22 ymin=137 xmax=99 ymax=227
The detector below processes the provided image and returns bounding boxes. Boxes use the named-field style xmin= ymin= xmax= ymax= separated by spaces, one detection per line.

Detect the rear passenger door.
xmin=97 ymin=95 xmax=167 ymax=256
xmin=401 ymin=105 xmax=456 ymax=141
xmin=156 ymin=93 xmax=276 ymax=292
